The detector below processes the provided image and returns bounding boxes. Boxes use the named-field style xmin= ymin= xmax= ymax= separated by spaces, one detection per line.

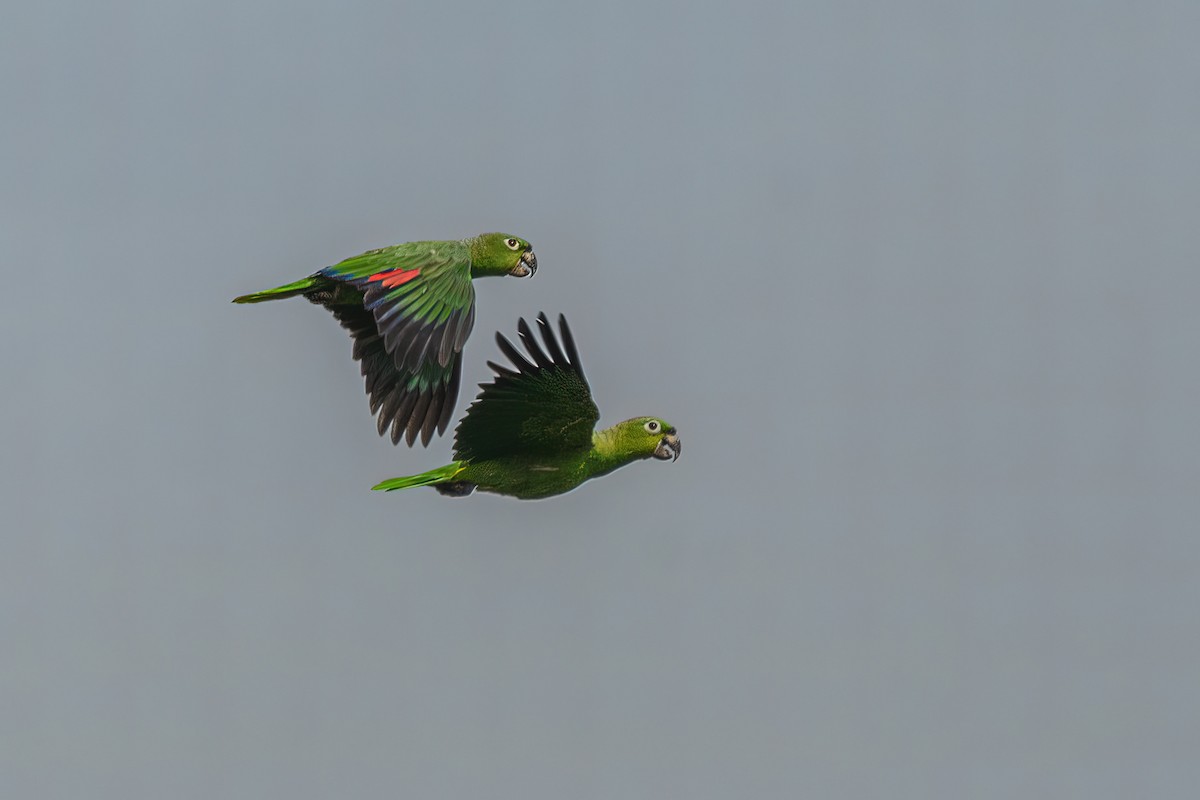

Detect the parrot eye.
xmin=644 ymin=420 xmax=661 ymax=433
xmin=505 ymin=238 xmax=520 ymax=250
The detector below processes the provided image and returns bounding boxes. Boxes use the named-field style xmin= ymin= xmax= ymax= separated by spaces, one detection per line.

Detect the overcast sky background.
xmin=3 ymin=1 xmax=1199 ymax=797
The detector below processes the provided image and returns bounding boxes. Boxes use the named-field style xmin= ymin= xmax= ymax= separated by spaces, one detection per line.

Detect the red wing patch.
xmin=368 ymin=267 xmax=421 ymax=288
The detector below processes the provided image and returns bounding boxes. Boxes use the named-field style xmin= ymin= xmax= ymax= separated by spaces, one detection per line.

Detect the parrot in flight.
xmin=233 ymin=233 xmax=536 ymax=446
xmin=372 ymin=313 xmax=681 ymax=499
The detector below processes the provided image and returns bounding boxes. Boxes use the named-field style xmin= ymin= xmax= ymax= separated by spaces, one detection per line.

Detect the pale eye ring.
xmin=644 ymin=420 xmax=660 ymax=433
xmin=505 ymin=237 xmax=520 ymax=250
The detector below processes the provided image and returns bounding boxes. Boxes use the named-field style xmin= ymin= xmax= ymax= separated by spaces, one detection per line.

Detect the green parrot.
xmin=372 ymin=313 xmax=681 ymax=499
xmin=232 ymin=233 xmax=536 ymax=446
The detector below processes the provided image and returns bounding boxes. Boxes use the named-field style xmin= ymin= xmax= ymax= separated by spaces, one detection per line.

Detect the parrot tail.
xmin=371 ymin=463 xmax=467 ymax=492
xmin=232 ymin=276 xmax=323 ymax=304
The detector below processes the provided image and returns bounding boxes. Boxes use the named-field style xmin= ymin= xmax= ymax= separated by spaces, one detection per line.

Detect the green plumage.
xmin=233 ymin=232 xmax=536 ymax=446
xmin=231 ymin=276 xmax=321 ymax=303
xmin=372 ymin=313 xmax=681 ymax=500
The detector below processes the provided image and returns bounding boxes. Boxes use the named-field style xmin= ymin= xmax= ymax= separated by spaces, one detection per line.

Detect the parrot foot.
xmin=435 ymin=481 xmax=476 ymax=497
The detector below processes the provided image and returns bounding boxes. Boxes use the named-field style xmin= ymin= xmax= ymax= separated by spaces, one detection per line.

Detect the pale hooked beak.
xmin=510 ymin=249 xmax=538 ymax=277
xmin=653 ymin=429 xmax=681 ymax=461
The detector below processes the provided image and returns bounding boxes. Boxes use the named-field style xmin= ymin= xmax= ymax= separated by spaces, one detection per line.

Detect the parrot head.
xmin=614 ymin=417 xmax=681 ymax=462
xmin=468 ymin=232 xmax=537 ymax=278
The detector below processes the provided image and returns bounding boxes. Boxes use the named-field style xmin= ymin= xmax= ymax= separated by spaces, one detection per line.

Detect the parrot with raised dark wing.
xmin=233 ymin=233 xmax=536 ymax=446
xmin=372 ymin=313 xmax=680 ymax=499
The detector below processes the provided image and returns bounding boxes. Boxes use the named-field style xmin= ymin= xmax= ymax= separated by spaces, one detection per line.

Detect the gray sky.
xmin=3 ymin=1 xmax=1199 ymax=797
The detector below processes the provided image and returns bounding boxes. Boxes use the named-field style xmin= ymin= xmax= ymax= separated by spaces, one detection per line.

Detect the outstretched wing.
xmin=324 ymin=301 xmax=462 ymax=447
xmin=453 ymin=313 xmax=599 ymax=462
xmin=321 ymin=240 xmax=476 ymax=372
xmin=319 ymin=241 xmax=475 ymax=446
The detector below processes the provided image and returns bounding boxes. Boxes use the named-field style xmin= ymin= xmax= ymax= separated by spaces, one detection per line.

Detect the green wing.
xmin=453 ymin=313 xmax=600 ymax=462
xmin=321 ymin=240 xmax=475 ymax=371
xmin=323 ymin=301 xmax=463 ymax=447
xmin=319 ymin=240 xmax=475 ymax=445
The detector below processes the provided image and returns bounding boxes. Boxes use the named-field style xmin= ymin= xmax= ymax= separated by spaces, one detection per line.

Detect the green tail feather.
xmin=372 ymin=463 xmax=465 ymax=492
xmin=232 ymin=276 xmax=322 ymax=304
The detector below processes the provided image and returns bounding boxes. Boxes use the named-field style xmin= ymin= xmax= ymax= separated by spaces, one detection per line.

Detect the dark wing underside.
xmin=323 ymin=301 xmax=462 ymax=446
xmin=452 ymin=313 xmax=599 ymax=462
xmin=315 ymin=241 xmax=475 ymax=446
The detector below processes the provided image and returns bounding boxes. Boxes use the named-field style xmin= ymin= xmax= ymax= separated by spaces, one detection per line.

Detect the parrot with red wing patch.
xmin=233 ymin=232 xmax=536 ymax=446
